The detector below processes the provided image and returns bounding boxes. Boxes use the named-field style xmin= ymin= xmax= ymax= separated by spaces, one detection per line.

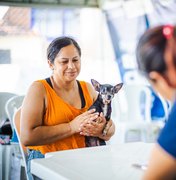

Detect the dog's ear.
xmin=91 ymin=79 xmax=100 ymax=92
xmin=113 ymin=83 xmax=123 ymax=94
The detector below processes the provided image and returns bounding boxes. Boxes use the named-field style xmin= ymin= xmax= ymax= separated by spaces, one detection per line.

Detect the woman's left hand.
xmin=79 ymin=112 xmax=106 ymax=137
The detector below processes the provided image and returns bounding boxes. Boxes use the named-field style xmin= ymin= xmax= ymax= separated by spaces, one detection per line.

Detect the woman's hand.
xmin=79 ymin=112 xmax=106 ymax=137
xmin=80 ymin=112 xmax=115 ymax=141
xmin=69 ymin=109 xmax=99 ymax=134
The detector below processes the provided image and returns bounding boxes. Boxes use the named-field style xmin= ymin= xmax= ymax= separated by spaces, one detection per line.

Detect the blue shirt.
xmin=157 ymin=101 xmax=176 ymax=158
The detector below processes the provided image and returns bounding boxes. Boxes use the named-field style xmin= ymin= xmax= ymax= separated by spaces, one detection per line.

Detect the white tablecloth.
xmin=31 ymin=142 xmax=154 ymax=180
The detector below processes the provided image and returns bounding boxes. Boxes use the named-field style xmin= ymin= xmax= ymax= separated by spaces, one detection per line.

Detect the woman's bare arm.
xmin=143 ymin=144 xmax=176 ymax=180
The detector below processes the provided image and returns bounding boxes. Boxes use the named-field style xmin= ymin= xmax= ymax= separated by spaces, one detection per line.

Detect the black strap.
xmin=77 ymin=80 xmax=86 ymax=108
xmin=45 ymin=78 xmax=85 ymax=108
xmin=45 ymin=77 xmax=53 ymax=89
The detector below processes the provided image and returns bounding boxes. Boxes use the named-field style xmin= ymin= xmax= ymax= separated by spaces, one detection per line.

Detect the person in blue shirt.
xmin=136 ymin=25 xmax=176 ymax=179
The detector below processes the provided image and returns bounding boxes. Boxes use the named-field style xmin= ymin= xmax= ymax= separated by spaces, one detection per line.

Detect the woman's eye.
xmin=61 ymin=61 xmax=68 ymax=64
xmin=73 ymin=59 xmax=79 ymax=62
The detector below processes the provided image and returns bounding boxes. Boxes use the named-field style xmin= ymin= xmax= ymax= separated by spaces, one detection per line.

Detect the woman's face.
xmin=149 ymin=73 xmax=175 ymax=101
xmin=51 ymin=44 xmax=81 ymax=82
xmin=164 ymin=40 xmax=176 ymax=88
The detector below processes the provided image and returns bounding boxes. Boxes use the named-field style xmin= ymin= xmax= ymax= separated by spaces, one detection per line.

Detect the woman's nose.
xmin=68 ymin=61 xmax=75 ymax=69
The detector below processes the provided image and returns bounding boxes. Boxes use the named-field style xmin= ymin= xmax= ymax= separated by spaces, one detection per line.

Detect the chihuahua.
xmin=85 ymin=79 xmax=123 ymax=147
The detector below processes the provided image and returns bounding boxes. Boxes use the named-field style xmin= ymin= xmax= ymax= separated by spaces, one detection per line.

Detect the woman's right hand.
xmin=69 ymin=109 xmax=99 ymax=134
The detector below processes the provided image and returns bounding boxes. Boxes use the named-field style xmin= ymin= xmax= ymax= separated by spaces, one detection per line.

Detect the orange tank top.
xmin=28 ymin=79 xmax=93 ymax=154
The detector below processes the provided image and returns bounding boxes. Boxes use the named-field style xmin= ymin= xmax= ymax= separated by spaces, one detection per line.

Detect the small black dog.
xmin=85 ymin=79 xmax=123 ymax=147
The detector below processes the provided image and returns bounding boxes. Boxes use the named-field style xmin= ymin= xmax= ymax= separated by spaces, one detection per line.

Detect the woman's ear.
xmin=48 ymin=60 xmax=54 ymax=70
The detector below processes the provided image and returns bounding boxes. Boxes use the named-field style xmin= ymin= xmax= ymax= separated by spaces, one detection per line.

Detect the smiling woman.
xmin=47 ymin=37 xmax=81 ymax=83
xmin=20 ymin=36 xmax=115 ymax=180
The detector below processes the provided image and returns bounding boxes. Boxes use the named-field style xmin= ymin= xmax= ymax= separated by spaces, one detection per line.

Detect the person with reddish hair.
xmin=136 ymin=25 xmax=176 ymax=180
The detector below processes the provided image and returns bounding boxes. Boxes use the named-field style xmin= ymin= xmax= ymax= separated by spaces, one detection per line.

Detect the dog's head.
xmin=91 ymin=79 xmax=123 ymax=104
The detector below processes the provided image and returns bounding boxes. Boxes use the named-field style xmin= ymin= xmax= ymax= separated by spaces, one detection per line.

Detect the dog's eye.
xmin=111 ymin=88 xmax=114 ymax=94
xmin=100 ymin=92 xmax=105 ymax=95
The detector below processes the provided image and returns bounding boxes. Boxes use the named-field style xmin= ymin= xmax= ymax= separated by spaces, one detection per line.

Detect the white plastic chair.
xmin=5 ymin=95 xmax=25 ymax=130
xmin=111 ymin=84 xmax=153 ymax=143
xmin=112 ymin=84 xmax=167 ymax=143
xmin=118 ymin=84 xmax=153 ymax=122
xmin=0 ymin=92 xmax=17 ymax=180
xmin=4 ymin=95 xmax=25 ymax=179
xmin=13 ymin=108 xmax=29 ymax=180
xmin=0 ymin=92 xmax=17 ymax=122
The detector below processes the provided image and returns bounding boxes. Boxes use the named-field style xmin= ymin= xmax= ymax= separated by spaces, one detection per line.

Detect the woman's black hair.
xmin=47 ymin=36 xmax=81 ymax=63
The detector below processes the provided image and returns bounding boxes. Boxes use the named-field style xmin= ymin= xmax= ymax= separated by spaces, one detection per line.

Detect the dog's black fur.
xmin=85 ymin=79 xmax=123 ymax=147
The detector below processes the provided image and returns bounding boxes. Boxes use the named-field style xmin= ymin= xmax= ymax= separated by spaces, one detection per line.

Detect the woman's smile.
xmin=65 ymin=71 xmax=77 ymax=77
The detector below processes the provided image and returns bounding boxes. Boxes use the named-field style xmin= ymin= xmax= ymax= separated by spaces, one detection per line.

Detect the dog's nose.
xmin=107 ymin=95 xmax=112 ymax=99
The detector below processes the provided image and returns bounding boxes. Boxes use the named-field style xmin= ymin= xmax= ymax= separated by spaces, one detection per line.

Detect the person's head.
xmin=136 ymin=25 xmax=176 ymax=100
xmin=47 ymin=36 xmax=81 ymax=64
xmin=47 ymin=36 xmax=81 ymax=81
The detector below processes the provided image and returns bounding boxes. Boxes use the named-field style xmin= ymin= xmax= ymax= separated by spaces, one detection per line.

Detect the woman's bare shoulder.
xmin=85 ymin=81 xmax=98 ymax=101
xmin=26 ymin=81 xmax=46 ymax=98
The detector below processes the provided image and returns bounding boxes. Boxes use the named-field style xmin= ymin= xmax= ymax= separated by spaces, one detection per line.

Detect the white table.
xmin=31 ymin=142 xmax=154 ymax=180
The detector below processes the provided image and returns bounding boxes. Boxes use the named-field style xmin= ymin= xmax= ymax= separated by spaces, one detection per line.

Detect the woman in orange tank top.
xmin=20 ymin=36 xmax=115 ymax=180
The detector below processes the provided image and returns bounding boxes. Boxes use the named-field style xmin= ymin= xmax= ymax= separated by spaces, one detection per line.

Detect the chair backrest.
xmin=116 ymin=84 xmax=153 ymax=122
xmin=13 ymin=108 xmax=28 ymax=180
xmin=5 ymin=95 xmax=25 ymax=129
xmin=0 ymin=92 xmax=17 ymax=122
